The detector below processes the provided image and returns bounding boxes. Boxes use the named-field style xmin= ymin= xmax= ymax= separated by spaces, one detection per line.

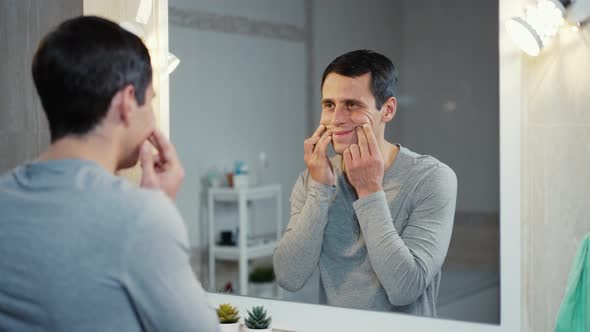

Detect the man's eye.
xmin=323 ymin=103 xmax=334 ymax=109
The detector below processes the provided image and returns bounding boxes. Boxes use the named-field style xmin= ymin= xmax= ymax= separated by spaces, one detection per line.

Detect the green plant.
xmin=244 ymin=306 xmax=271 ymax=329
xmin=249 ymin=265 xmax=275 ymax=283
xmin=216 ymin=303 xmax=240 ymax=324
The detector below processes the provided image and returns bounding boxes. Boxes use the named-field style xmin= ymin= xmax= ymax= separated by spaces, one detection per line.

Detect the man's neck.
xmin=381 ymin=140 xmax=399 ymax=171
xmin=38 ymin=134 xmax=119 ymax=173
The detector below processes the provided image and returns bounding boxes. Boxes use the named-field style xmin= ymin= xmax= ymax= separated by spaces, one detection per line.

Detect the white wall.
xmin=397 ymin=0 xmax=499 ymax=213
xmin=170 ymin=0 xmax=304 ymax=25
xmin=311 ymin=0 xmax=405 ymax=138
xmin=169 ymin=0 xmax=306 ymax=248
xmin=521 ymin=22 xmax=590 ymax=332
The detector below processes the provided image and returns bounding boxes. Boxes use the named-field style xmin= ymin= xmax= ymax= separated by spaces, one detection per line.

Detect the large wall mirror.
xmin=167 ymin=0 xmax=521 ymax=330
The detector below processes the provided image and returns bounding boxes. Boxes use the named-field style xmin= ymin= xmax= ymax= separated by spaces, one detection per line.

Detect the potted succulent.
xmin=249 ymin=265 xmax=275 ymax=298
xmin=244 ymin=306 xmax=272 ymax=332
xmin=216 ymin=303 xmax=241 ymax=332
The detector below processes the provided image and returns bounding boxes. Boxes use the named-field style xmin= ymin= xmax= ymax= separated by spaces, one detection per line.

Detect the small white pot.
xmin=218 ymin=322 xmax=240 ymax=332
xmin=233 ymin=174 xmax=249 ymax=188
xmin=244 ymin=327 xmax=271 ymax=332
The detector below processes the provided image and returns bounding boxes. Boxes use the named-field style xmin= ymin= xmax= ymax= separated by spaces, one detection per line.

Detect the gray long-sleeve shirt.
xmin=0 ymin=159 xmax=219 ymax=332
xmin=273 ymin=146 xmax=457 ymax=316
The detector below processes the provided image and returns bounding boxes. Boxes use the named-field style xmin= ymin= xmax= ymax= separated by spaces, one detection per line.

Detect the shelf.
xmin=213 ymin=240 xmax=277 ymax=260
xmin=208 ymin=183 xmax=282 ymax=296
xmin=209 ymin=184 xmax=281 ymax=202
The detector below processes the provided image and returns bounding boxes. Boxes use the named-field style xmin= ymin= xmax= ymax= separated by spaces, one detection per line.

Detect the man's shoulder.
xmin=2 ymin=160 xmax=179 ymax=228
xmin=114 ymin=184 xmax=180 ymax=224
xmin=70 ymin=167 xmax=172 ymax=218
xmin=111 ymin=179 xmax=166 ymax=207
xmin=396 ymin=147 xmax=457 ymax=202
xmin=93 ymin=182 xmax=186 ymax=246
xmin=398 ymin=147 xmax=456 ymax=181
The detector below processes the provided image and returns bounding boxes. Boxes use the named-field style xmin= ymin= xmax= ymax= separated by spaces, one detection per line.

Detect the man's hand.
xmin=140 ymin=129 xmax=185 ymax=201
xmin=304 ymin=124 xmax=334 ymax=186
xmin=343 ymin=124 xmax=384 ymax=198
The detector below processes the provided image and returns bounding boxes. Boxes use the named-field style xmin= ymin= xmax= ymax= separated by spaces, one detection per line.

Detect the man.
xmin=273 ymin=50 xmax=457 ymax=317
xmin=0 ymin=16 xmax=218 ymax=331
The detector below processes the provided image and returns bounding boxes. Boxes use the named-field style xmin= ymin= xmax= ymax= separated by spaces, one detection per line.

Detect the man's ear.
xmin=381 ymin=96 xmax=397 ymax=123
xmin=117 ymin=85 xmax=137 ymax=127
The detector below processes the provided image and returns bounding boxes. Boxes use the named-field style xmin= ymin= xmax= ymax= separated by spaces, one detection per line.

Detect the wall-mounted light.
xmin=506 ymin=0 xmax=590 ymax=56
xmin=119 ymin=0 xmax=181 ymax=75
xmin=135 ymin=0 xmax=153 ymax=25
xmin=120 ymin=0 xmax=152 ymax=37
xmin=167 ymin=53 xmax=180 ymax=75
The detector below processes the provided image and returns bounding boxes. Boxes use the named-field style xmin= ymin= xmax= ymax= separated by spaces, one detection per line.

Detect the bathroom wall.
xmin=168 ymin=0 xmax=307 ymax=247
xmin=0 ymin=0 xmax=82 ymax=173
xmin=398 ymin=0 xmax=499 ymax=214
xmin=521 ymin=21 xmax=590 ymax=332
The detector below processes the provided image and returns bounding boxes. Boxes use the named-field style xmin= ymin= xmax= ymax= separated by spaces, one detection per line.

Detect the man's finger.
xmin=343 ymin=147 xmax=352 ymax=166
xmin=304 ymin=125 xmax=325 ymax=155
xmin=304 ymin=137 xmax=320 ymax=157
xmin=153 ymin=154 xmax=162 ymax=165
xmin=304 ymin=139 xmax=314 ymax=157
xmin=362 ymin=124 xmax=379 ymax=156
xmin=151 ymin=129 xmax=179 ymax=166
xmin=316 ymin=131 xmax=332 ymax=156
xmin=349 ymin=144 xmax=360 ymax=160
xmin=356 ymin=127 xmax=369 ymax=157
xmin=313 ymin=130 xmax=331 ymax=157
xmin=139 ymin=142 xmax=157 ymax=187
xmin=140 ymin=142 xmax=153 ymax=166
xmin=147 ymin=134 xmax=159 ymax=151
xmin=312 ymin=124 xmax=326 ymax=139
xmin=304 ymin=125 xmax=326 ymax=153
xmin=305 ymin=132 xmax=323 ymax=150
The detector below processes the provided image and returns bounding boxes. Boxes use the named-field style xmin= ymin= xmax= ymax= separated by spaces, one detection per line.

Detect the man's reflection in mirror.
xmin=274 ymin=50 xmax=458 ymax=317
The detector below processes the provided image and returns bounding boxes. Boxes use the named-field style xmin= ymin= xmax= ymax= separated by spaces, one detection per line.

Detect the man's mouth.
xmin=332 ymin=128 xmax=355 ymax=136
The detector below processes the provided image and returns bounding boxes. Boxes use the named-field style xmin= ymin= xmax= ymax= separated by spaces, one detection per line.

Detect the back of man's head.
xmin=32 ymin=16 xmax=152 ymax=142
xmin=321 ymin=49 xmax=399 ymax=109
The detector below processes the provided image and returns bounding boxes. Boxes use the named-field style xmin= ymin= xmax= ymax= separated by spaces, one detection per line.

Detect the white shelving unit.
xmin=207 ymin=184 xmax=282 ymax=296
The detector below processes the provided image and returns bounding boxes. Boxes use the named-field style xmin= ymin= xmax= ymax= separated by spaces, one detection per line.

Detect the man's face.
xmin=119 ymin=84 xmax=156 ymax=169
xmin=320 ymin=72 xmax=383 ymax=154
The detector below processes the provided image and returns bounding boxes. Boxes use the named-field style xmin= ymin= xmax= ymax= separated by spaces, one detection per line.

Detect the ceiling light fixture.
xmin=506 ymin=0 xmax=590 ymax=56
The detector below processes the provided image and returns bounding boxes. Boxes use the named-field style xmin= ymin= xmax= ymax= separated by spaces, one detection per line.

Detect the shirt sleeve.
xmin=353 ymin=165 xmax=457 ymax=306
xmin=122 ymin=192 xmax=219 ymax=332
xmin=273 ymin=171 xmax=336 ymax=292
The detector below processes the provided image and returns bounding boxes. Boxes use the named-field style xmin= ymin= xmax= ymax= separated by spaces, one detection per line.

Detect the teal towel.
xmin=555 ymin=233 xmax=590 ymax=332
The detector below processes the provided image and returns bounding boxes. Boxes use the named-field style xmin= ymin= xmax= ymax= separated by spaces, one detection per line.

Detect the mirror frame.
xmin=164 ymin=0 xmax=524 ymax=330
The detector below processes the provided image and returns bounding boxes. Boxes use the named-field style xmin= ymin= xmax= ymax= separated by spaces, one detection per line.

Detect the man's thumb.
xmin=140 ymin=142 xmax=157 ymax=188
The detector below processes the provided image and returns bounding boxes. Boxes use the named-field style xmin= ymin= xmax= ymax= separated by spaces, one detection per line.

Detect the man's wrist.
xmin=357 ymin=186 xmax=383 ymax=198
xmin=310 ymin=174 xmax=333 ymax=187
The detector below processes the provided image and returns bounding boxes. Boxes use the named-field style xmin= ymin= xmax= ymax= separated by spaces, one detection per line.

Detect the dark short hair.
xmin=321 ymin=49 xmax=398 ymax=109
xmin=32 ymin=16 xmax=152 ymax=142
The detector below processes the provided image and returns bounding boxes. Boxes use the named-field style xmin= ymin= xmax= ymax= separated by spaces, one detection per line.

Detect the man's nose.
xmin=331 ymin=105 xmax=347 ymax=126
